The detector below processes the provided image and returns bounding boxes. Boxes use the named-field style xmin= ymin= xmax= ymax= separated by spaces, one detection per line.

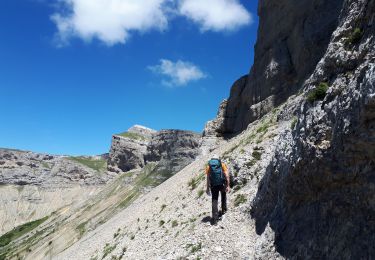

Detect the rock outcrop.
xmin=0 ymin=149 xmax=109 ymax=186
xmin=209 ymin=0 xmax=345 ymax=136
xmin=145 ymin=130 xmax=201 ymax=174
xmin=251 ymin=0 xmax=375 ymax=258
xmin=108 ymin=126 xmax=201 ymax=176
xmin=107 ymin=125 xmax=156 ymax=173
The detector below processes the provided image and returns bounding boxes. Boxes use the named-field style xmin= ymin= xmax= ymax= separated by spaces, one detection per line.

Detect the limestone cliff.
xmin=108 ymin=125 xmax=201 ymax=176
xmin=208 ymin=0 xmax=345 ymax=136
xmin=145 ymin=130 xmax=201 ymax=174
xmin=251 ymin=0 xmax=375 ymax=258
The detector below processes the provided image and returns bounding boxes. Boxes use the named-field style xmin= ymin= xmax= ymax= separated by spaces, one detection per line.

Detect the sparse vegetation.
xmin=76 ymin=222 xmax=87 ymax=238
xmin=345 ymin=27 xmax=363 ymax=46
xmin=233 ymin=179 xmax=248 ymax=192
xmin=160 ymin=204 xmax=167 ymax=212
xmin=0 ymin=216 xmax=49 ymax=248
xmin=256 ymin=121 xmax=271 ymax=134
xmin=291 ymin=117 xmax=298 ymax=129
xmin=245 ymin=159 xmax=257 ymax=168
xmin=252 ymin=150 xmax=262 ymax=161
xmin=307 ymin=82 xmax=329 ymax=103
xmin=117 ymin=131 xmax=147 ymax=141
xmin=102 ymin=243 xmax=117 ymax=259
xmin=68 ymin=156 xmax=107 ymax=172
xmin=234 ymin=194 xmax=247 ymax=207
xmin=171 ymin=220 xmax=178 ymax=228
xmin=159 ymin=220 xmax=165 ymax=226
xmin=188 ymin=173 xmax=205 ymax=190
xmin=197 ymin=189 xmax=204 ymax=198
xmin=113 ymin=228 xmax=121 ymax=238
xmin=189 ymin=242 xmax=202 ymax=253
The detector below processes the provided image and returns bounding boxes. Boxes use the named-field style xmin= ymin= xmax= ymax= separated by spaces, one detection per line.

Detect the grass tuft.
xmin=234 ymin=194 xmax=247 ymax=207
xmin=117 ymin=132 xmax=147 ymax=141
xmin=102 ymin=243 xmax=117 ymax=259
xmin=171 ymin=220 xmax=178 ymax=228
xmin=345 ymin=27 xmax=363 ymax=46
xmin=307 ymin=82 xmax=329 ymax=103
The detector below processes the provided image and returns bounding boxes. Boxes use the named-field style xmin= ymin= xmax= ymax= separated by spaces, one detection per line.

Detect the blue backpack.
xmin=208 ymin=159 xmax=225 ymax=187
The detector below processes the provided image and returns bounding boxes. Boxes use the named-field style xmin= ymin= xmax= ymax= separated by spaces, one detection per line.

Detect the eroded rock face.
xmin=211 ymin=0 xmax=345 ymax=136
xmin=251 ymin=0 xmax=375 ymax=258
xmin=108 ymin=126 xmax=202 ymax=175
xmin=0 ymin=149 xmax=109 ymax=186
xmin=107 ymin=125 xmax=155 ymax=173
xmin=145 ymin=130 xmax=201 ymax=174
xmin=107 ymin=135 xmax=149 ymax=173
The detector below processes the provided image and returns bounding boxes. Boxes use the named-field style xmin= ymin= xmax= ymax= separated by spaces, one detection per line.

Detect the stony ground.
xmin=57 ymin=104 xmax=295 ymax=260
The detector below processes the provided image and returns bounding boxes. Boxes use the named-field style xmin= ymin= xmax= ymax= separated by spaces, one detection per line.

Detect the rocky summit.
xmin=1 ymin=0 xmax=374 ymax=259
xmin=108 ymin=125 xmax=201 ymax=176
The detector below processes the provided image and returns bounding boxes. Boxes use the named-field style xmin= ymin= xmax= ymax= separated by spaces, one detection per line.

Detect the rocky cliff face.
xmin=108 ymin=126 xmax=201 ymax=176
xmin=145 ymin=130 xmax=201 ymax=174
xmin=208 ymin=0 xmax=345 ymax=136
xmin=251 ymin=0 xmax=375 ymax=258
xmin=107 ymin=125 xmax=155 ymax=173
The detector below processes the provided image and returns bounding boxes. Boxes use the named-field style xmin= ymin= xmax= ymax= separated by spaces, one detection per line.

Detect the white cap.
xmin=211 ymin=154 xmax=220 ymax=160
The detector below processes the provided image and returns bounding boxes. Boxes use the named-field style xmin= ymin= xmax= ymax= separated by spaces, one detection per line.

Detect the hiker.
xmin=205 ymin=154 xmax=230 ymax=224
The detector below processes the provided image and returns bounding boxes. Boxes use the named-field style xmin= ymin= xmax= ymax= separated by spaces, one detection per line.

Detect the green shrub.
xmin=307 ymin=82 xmax=329 ymax=102
xmin=252 ymin=151 xmax=262 ymax=161
xmin=160 ymin=204 xmax=167 ymax=212
xmin=171 ymin=220 xmax=178 ymax=228
xmin=159 ymin=220 xmax=165 ymax=226
xmin=345 ymin=27 xmax=363 ymax=46
xmin=234 ymin=194 xmax=247 ymax=207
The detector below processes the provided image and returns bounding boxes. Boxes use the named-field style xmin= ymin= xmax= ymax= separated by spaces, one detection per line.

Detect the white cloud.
xmin=50 ymin=0 xmax=252 ymax=46
xmin=178 ymin=0 xmax=252 ymax=32
xmin=51 ymin=0 xmax=170 ymax=46
xmin=148 ymin=59 xmax=207 ymax=87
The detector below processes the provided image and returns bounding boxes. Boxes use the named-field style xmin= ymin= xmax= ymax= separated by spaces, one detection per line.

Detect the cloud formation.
xmin=51 ymin=0 xmax=252 ymax=46
xmin=148 ymin=59 xmax=207 ymax=87
xmin=179 ymin=0 xmax=252 ymax=32
xmin=51 ymin=0 xmax=169 ymax=46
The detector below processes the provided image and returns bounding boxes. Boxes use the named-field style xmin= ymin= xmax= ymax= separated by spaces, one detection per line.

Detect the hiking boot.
xmin=211 ymin=218 xmax=218 ymax=226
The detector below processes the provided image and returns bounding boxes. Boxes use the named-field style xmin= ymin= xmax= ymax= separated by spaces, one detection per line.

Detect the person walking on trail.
xmin=205 ymin=154 xmax=230 ymax=225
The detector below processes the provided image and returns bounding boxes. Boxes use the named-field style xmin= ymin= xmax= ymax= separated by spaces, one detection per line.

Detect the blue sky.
xmin=0 ymin=0 xmax=258 ymax=155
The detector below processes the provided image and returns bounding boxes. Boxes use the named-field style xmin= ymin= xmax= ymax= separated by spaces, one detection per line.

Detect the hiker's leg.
xmin=220 ymin=185 xmax=227 ymax=214
xmin=211 ymin=186 xmax=220 ymax=222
